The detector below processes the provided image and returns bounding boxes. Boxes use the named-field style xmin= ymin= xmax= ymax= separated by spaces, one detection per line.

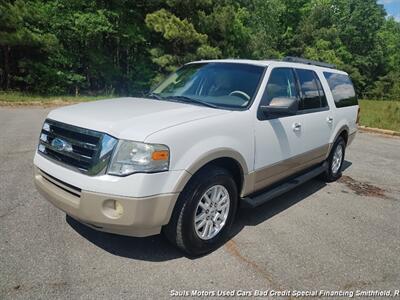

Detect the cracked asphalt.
xmin=1 ymin=107 xmax=400 ymax=299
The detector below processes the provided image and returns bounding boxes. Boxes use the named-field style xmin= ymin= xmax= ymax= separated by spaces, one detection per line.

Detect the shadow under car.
xmin=67 ymin=160 xmax=352 ymax=260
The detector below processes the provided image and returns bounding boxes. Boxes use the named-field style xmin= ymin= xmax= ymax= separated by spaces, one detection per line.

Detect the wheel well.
xmin=339 ymin=130 xmax=348 ymax=145
xmin=196 ymin=157 xmax=243 ymax=193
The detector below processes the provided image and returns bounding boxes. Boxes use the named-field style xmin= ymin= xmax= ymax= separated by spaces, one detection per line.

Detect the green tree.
xmin=0 ymin=0 xmax=58 ymax=91
xmin=0 ymin=0 xmax=398 ymax=98
xmin=367 ymin=18 xmax=400 ymax=100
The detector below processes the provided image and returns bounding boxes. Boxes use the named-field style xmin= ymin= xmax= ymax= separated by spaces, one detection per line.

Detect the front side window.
xmin=260 ymin=67 xmax=298 ymax=106
xmin=323 ymin=72 xmax=357 ymax=108
xmin=296 ymin=69 xmax=324 ymax=110
xmin=151 ymin=63 xmax=265 ymax=109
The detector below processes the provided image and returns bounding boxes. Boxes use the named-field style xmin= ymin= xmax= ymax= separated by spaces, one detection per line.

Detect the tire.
xmin=321 ymin=136 xmax=346 ymax=182
xmin=162 ymin=165 xmax=238 ymax=256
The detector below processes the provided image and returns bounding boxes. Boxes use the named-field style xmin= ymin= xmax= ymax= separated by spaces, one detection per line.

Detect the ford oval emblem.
xmin=51 ymin=138 xmax=72 ymax=152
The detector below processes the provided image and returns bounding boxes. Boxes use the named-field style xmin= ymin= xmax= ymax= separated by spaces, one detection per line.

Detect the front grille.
xmin=38 ymin=119 xmax=117 ymax=175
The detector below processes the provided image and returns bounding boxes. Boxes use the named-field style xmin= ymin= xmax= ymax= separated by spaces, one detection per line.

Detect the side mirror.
xmin=260 ymin=97 xmax=299 ymax=116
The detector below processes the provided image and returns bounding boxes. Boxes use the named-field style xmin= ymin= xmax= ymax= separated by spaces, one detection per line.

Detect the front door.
xmin=253 ymin=66 xmax=332 ymax=192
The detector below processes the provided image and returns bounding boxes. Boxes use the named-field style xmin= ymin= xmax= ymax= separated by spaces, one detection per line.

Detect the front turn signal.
xmin=152 ymin=150 xmax=169 ymax=161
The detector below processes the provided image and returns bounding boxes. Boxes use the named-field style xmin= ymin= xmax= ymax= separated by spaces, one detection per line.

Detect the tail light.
xmin=356 ymin=107 xmax=360 ymax=125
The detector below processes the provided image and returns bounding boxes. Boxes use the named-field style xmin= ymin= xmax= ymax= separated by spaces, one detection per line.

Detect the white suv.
xmin=34 ymin=57 xmax=359 ymax=255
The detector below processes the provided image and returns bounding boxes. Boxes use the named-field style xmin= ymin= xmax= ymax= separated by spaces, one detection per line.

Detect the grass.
xmin=0 ymin=92 xmax=399 ymax=132
xmin=359 ymin=99 xmax=400 ymax=132
xmin=0 ymin=91 xmax=109 ymax=105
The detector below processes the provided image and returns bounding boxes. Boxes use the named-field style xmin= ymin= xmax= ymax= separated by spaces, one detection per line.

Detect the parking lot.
xmin=1 ymin=107 xmax=399 ymax=299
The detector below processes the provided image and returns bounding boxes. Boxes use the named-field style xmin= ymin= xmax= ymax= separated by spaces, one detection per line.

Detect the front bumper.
xmin=34 ymin=167 xmax=179 ymax=237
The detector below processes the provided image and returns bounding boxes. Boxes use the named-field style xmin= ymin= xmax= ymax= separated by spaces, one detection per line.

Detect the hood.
xmin=47 ymin=97 xmax=230 ymax=141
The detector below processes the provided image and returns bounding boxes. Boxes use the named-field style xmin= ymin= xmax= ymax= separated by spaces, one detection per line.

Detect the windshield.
xmin=151 ymin=63 xmax=265 ymax=109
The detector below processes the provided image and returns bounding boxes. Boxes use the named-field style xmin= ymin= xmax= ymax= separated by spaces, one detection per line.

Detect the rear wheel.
xmin=321 ymin=136 xmax=346 ymax=182
xmin=163 ymin=165 xmax=238 ymax=256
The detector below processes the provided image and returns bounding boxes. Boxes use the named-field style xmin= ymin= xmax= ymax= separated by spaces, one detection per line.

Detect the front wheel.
xmin=321 ymin=136 xmax=346 ymax=182
xmin=162 ymin=166 xmax=238 ymax=256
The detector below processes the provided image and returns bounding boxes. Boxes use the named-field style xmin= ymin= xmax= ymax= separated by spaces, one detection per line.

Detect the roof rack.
xmin=282 ymin=56 xmax=336 ymax=69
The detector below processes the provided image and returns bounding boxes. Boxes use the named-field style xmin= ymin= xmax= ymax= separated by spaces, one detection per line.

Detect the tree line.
xmin=0 ymin=0 xmax=399 ymax=100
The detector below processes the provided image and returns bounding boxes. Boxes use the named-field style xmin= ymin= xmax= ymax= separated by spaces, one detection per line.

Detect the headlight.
xmin=107 ymin=140 xmax=169 ymax=176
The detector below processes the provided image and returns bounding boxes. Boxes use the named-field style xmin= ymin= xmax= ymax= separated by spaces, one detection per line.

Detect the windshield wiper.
xmin=147 ymin=92 xmax=164 ymax=100
xmin=164 ymin=95 xmax=219 ymax=109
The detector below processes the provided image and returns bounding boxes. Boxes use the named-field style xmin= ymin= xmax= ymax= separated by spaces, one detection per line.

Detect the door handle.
xmin=293 ymin=122 xmax=302 ymax=132
xmin=327 ymin=116 xmax=333 ymax=124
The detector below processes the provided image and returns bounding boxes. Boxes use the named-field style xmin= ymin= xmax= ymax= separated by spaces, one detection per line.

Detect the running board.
xmin=241 ymin=162 xmax=328 ymax=208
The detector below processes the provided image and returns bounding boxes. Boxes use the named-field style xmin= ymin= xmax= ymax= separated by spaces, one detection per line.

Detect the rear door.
xmin=294 ymin=68 xmax=332 ymax=157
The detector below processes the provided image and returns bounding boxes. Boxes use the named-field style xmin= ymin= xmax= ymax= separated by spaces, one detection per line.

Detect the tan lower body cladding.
xmin=242 ymin=144 xmax=330 ymax=196
xmin=34 ymin=167 xmax=179 ymax=237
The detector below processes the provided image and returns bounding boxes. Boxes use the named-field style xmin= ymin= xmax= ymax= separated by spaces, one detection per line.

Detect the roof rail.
xmin=282 ymin=56 xmax=336 ymax=69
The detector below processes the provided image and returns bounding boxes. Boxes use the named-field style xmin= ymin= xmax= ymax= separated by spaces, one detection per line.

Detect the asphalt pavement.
xmin=1 ymin=107 xmax=399 ymax=299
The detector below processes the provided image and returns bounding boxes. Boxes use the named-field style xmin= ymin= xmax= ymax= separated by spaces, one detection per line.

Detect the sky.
xmin=378 ymin=0 xmax=400 ymax=21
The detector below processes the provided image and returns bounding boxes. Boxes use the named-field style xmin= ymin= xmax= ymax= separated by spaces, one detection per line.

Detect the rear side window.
xmin=261 ymin=67 xmax=298 ymax=105
xmin=295 ymin=69 xmax=327 ymax=110
xmin=323 ymin=72 xmax=358 ymax=107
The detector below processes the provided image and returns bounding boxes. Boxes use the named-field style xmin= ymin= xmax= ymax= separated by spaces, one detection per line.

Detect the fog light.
xmin=102 ymin=199 xmax=123 ymax=219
